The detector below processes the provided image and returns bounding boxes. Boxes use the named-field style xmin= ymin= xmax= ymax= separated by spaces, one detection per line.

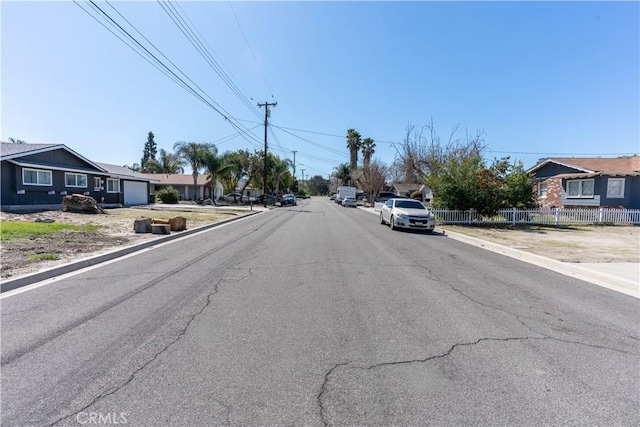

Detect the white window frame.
xmin=566 ymin=179 xmax=594 ymax=199
xmin=606 ymin=178 xmax=625 ymax=199
xmin=22 ymin=168 xmax=52 ymax=186
xmin=538 ymin=181 xmax=547 ymax=198
xmin=94 ymin=177 xmax=102 ymax=191
xmin=65 ymin=173 xmax=88 ymax=188
xmin=107 ymin=178 xmax=120 ymax=193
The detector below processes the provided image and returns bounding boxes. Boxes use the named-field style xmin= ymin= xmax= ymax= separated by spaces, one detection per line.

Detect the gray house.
xmin=527 ymin=157 xmax=640 ymax=209
xmin=1 ymin=142 xmax=153 ymax=211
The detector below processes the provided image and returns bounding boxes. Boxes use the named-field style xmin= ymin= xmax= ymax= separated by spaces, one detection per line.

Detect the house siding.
xmin=16 ymin=149 xmax=98 ymax=170
xmin=1 ymin=160 xmax=112 ymax=211
xmin=629 ymin=176 xmax=640 ymax=209
xmin=560 ymin=176 xmax=638 ymax=209
xmin=533 ymin=163 xmax=585 ymax=178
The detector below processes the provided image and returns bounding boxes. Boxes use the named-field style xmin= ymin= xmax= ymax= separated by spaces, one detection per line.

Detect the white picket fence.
xmin=373 ymin=203 xmax=640 ymax=226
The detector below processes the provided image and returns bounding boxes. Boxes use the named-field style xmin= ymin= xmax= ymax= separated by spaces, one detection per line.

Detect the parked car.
xmin=296 ymin=193 xmax=310 ymax=199
xmin=256 ymin=194 xmax=275 ymax=204
xmin=329 ymin=193 xmax=336 ymax=200
xmin=380 ymin=198 xmax=435 ymax=233
xmin=281 ymin=193 xmax=297 ymax=206
xmin=341 ymin=196 xmax=357 ymax=208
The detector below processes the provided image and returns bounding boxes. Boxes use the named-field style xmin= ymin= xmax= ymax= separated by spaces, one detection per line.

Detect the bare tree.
xmin=395 ymin=119 xmax=487 ymax=182
xmin=359 ymin=160 xmax=389 ymax=206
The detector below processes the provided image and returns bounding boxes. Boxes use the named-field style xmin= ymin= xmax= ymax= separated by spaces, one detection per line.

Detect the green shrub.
xmin=156 ymin=186 xmax=180 ymax=204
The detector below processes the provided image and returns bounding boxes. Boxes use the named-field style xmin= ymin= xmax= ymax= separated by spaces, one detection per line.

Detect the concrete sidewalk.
xmin=359 ymin=206 xmax=639 ymax=299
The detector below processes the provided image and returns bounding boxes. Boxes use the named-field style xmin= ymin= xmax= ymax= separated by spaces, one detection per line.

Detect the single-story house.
xmin=392 ymin=182 xmax=433 ymax=205
xmin=96 ymin=163 xmax=158 ymax=206
xmin=142 ymin=173 xmax=223 ymax=201
xmin=0 ymin=142 xmax=156 ymax=212
xmin=527 ymin=157 xmax=640 ymax=209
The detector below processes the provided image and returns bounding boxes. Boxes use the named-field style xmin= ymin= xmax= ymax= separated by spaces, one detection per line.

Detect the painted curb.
xmin=0 ymin=211 xmax=262 ymax=293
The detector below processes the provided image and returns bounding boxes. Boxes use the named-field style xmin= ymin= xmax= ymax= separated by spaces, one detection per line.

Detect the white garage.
xmin=123 ymin=180 xmax=148 ymax=206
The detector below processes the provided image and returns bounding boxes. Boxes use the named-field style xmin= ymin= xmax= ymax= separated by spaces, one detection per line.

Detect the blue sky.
xmin=2 ymin=1 xmax=638 ymax=180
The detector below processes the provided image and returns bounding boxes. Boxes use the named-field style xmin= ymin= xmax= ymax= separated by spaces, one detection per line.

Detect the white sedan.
xmin=380 ymin=198 xmax=435 ymax=233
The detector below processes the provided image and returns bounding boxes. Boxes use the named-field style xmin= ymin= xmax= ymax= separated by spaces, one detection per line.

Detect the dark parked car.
xmin=257 ymin=194 xmax=275 ymax=204
xmin=281 ymin=193 xmax=297 ymax=206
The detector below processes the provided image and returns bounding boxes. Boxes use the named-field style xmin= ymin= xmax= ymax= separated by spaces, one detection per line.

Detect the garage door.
xmin=123 ymin=181 xmax=148 ymax=206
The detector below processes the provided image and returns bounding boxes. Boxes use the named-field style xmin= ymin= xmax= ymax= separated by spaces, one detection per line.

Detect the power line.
xmin=76 ymin=0 xmax=265 ymax=150
xmin=228 ymin=1 xmax=275 ymax=98
xmin=158 ymin=0 xmax=262 ymax=120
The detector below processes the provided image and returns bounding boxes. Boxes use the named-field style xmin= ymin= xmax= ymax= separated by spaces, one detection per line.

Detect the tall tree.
xmin=145 ymin=148 xmax=185 ymax=174
xmin=346 ymin=129 xmax=362 ymax=179
xmin=141 ymin=131 xmax=158 ymax=170
xmin=7 ymin=137 xmax=26 ymax=144
xmin=361 ymin=137 xmax=376 ymax=171
xmin=272 ymin=158 xmax=293 ymax=194
xmin=173 ymin=141 xmax=213 ymax=190
xmin=307 ymin=175 xmax=330 ymax=196
xmin=202 ymin=147 xmax=230 ymax=202
xmin=359 ymin=160 xmax=389 ymax=204
xmin=332 ymin=163 xmax=351 ymax=186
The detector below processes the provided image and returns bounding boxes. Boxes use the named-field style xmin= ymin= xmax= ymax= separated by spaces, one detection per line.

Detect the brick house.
xmin=527 ymin=157 xmax=640 ymax=209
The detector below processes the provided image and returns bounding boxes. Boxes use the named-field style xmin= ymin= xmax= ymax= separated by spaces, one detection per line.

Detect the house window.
xmin=94 ymin=177 xmax=102 ymax=191
xmin=107 ymin=178 xmax=119 ymax=193
xmin=606 ymin=178 xmax=625 ymax=198
xmin=538 ymin=181 xmax=547 ymax=197
xmin=65 ymin=173 xmax=87 ymax=188
xmin=22 ymin=168 xmax=52 ymax=186
xmin=566 ymin=179 xmax=594 ymax=198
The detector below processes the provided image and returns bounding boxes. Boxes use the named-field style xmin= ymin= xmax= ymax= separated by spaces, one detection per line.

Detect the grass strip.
xmin=0 ymin=221 xmax=100 ymax=242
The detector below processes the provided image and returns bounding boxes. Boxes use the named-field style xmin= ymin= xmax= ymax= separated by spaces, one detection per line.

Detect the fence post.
xmin=554 ymin=208 xmax=560 ymax=226
xmin=468 ymin=209 xmax=472 ymax=225
xmin=599 ymin=207 xmax=604 ymax=224
xmin=512 ymin=207 xmax=517 ymax=226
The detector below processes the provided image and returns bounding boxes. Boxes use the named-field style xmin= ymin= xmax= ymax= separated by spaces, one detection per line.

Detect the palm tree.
xmin=173 ymin=141 xmax=214 ymax=199
xmin=173 ymin=141 xmax=209 ymax=182
xmin=346 ymin=129 xmax=362 ymax=172
xmin=272 ymin=158 xmax=293 ymax=194
xmin=202 ymin=147 xmax=230 ymax=202
xmin=332 ymin=163 xmax=350 ymax=186
xmin=361 ymin=137 xmax=376 ymax=171
xmin=145 ymin=149 xmax=185 ymax=174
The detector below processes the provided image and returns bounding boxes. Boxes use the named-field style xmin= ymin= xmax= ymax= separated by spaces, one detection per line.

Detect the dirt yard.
xmin=0 ymin=207 xmax=253 ymax=280
xmin=442 ymin=224 xmax=640 ymax=264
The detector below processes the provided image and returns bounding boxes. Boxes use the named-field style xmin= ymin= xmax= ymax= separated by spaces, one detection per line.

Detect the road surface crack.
xmin=365 ymin=336 xmax=546 ymax=370
xmin=49 ymin=280 xmax=222 ymax=426
xmin=317 ymin=361 xmax=352 ymax=427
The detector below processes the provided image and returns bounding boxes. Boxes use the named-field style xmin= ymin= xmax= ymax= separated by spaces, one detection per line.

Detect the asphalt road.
xmin=1 ymin=198 xmax=638 ymax=426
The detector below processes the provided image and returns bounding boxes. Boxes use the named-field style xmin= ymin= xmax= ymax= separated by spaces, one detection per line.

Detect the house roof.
xmin=1 ymin=142 xmax=107 ymax=172
xmin=141 ymin=173 xmax=210 ymax=185
xmin=1 ymin=142 xmax=60 ymax=158
xmin=528 ymin=157 xmax=640 ymax=175
xmin=96 ymin=163 xmax=158 ymax=182
xmin=392 ymin=182 xmax=425 ymax=194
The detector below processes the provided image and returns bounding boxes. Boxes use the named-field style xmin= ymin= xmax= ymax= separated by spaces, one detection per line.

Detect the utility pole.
xmin=300 ymin=169 xmax=305 ymax=191
xmin=258 ymin=101 xmax=277 ymax=207
xmin=291 ymin=150 xmax=297 ymax=179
